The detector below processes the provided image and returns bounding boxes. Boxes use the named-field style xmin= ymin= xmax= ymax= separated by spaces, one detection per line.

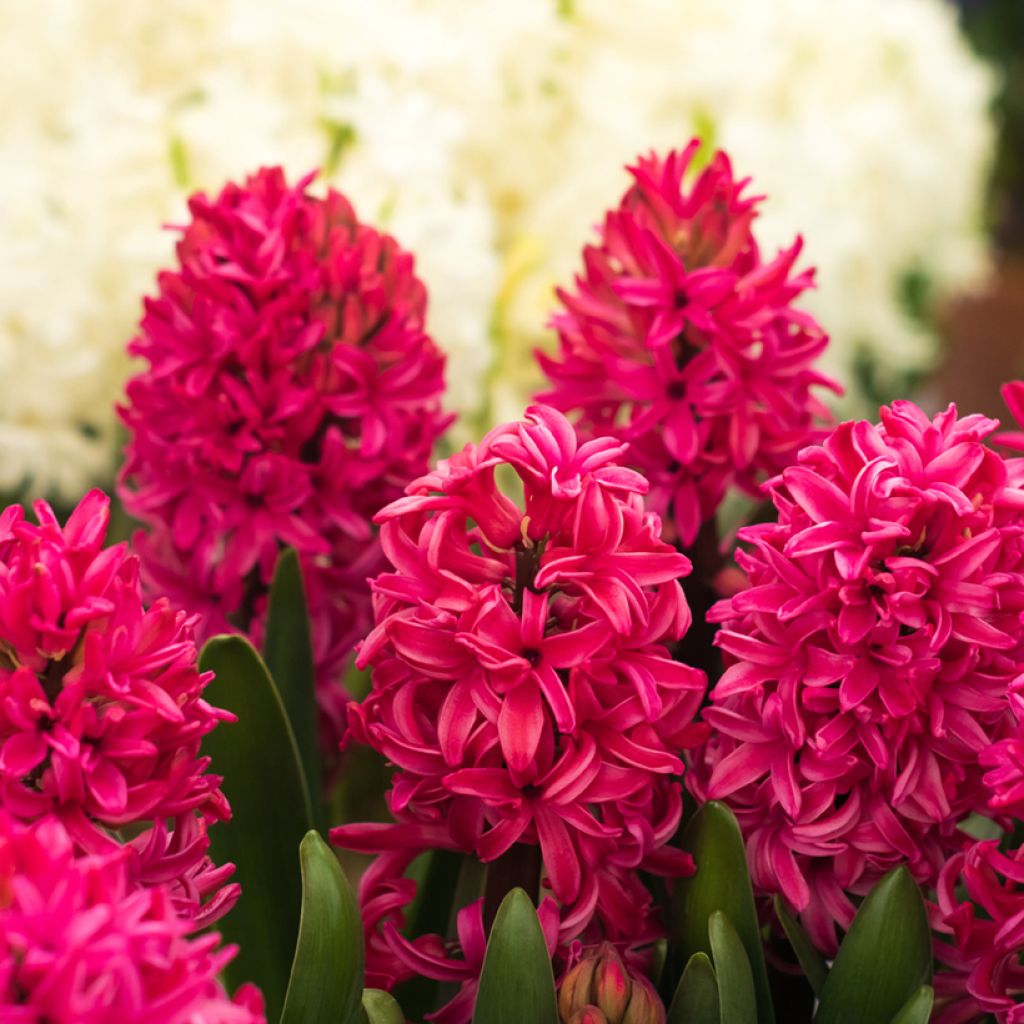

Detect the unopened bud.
xmin=622 ymin=976 xmax=666 ymax=1024
xmin=568 ymin=1007 xmax=609 ymax=1024
xmin=558 ymin=944 xmax=664 ymax=1024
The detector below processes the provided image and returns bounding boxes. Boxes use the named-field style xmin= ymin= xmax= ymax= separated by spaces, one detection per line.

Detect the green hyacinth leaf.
xmin=263 ymin=547 xmax=323 ymax=832
xmin=815 ymin=868 xmax=932 ymax=1024
xmin=709 ymin=912 xmax=757 ymax=1024
xmin=472 ymin=889 xmax=558 ymax=1024
xmin=280 ymin=831 xmax=364 ymax=1024
xmin=362 ymin=989 xmax=405 ymax=1024
xmin=889 ymin=985 xmax=935 ymax=1024
xmin=667 ymin=951 xmax=721 ymax=1024
xmin=674 ymin=801 xmax=775 ymax=1023
xmin=200 ymin=635 xmax=315 ymax=1022
xmin=774 ymin=896 xmax=829 ymax=996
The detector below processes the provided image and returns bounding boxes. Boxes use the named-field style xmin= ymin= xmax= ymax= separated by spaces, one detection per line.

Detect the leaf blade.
xmin=673 ymin=801 xmax=775 ymax=1023
xmin=774 ymin=895 xmax=829 ymax=996
xmin=667 ymin=951 xmax=720 ymax=1024
xmin=200 ymin=635 xmax=315 ymax=1022
xmin=815 ymin=867 xmax=932 ymax=1024
xmin=709 ymin=911 xmax=757 ymax=1024
xmin=263 ymin=548 xmax=322 ymax=831
xmin=889 ymin=985 xmax=934 ymax=1024
xmin=280 ymin=831 xmax=364 ymax=1024
xmin=472 ymin=889 xmax=557 ymax=1024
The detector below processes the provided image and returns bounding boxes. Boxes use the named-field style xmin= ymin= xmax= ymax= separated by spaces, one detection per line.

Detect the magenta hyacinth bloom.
xmin=932 ymin=839 xmax=1024 ymax=1023
xmin=689 ymin=401 xmax=1024 ymax=952
xmin=0 ymin=490 xmax=236 ymax=925
xmin=0 ymin=814 xmax=264 ymax=1024
xmin=119 ymin=166 xmax=449 ymax=745
xmin=537 ymin=139 xmax=838 ymax=547
xmin=332 ymin=405 xmax=706 ymax=1017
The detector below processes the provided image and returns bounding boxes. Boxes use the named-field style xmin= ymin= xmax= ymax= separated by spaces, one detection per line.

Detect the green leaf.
xmin=774 ymin=896 xmax=829 ymax=996
xmin=889 ymin=986 xmax=934 ymax=1024
xmin=674 ymin=802 xmax=775 ymax=1023
xmin=815 ymin=868 xmax=932 ymax=1024
xmin=667 ymin=952 xmax=720 ymax=1024
xmin=709 ymin=912 xmax=757 ymax=1024
xmin=200 ymin=635 xmax=315 ymax=1022
xmin=472 ymin=889 xmax=558 ymax=1024
xmin=362 ymin=989 xmax=405 ymax=1024
xmin=280 ymin=831 xmax=364 ymax=1024
xmin=263 ymin=548 xmax=323 ymax=832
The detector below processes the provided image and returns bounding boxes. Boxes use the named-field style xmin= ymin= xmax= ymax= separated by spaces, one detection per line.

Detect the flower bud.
xmin=568 ymin=1008 xmax=610 ymax=1024
xmin=558 ymin=944 xmax=664 ymax=1024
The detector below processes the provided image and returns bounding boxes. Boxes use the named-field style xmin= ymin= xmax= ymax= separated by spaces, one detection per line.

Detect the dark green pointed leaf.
xmin=472 ymin=889 xmax=558 ymax=1024
xmin=280 ymin=831 xmax=364 ymax=1024
xmin=774 ymin=896 xmax=828 ymax=996
xmin=674 ymin=802 xmax=775 ymax=1023
xmin=709 ymin=912 xmax=757 ymax=1024
xmin=667 ymin=952 xmax=720 ymax=1024
xmin=200 ymin=635 xmax=314 ymax=1022
xmin=815 ymin=868 xmax=931 ymax=1024
xmin=363 ymin=989 xmax=405 ymax=1024
xmin=889 ymin=985 xmax=934 ymax=1024
xmin=263 ymin=548 xmax=322 ymax=831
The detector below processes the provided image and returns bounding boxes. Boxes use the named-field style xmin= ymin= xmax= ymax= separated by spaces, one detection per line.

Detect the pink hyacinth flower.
xmin=537 ymin=139 xmax=839 ymax=547
xmin=932 ymin=839 xmax=1024 ymax=1023
xmin=0 ymin=813 xmax=264 ymax=1023
xmin=119 ymin=166 xmax=450 ymax=750
xmin=689 ymin=400 xmax=1024 ymax=953
xmin=0 ymin=490 xmax=237 ymax=925
xmin=332 ymin=405 xmax=706 ymax=1020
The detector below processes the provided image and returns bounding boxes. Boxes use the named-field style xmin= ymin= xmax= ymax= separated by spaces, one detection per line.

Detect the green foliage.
xmin=200 ymin=635 xmax=314 ymax=1022
xmin=280 ymin=831 xmax=364 ymax=1024
xmin=668 ymin=952 xmax=720 ymax=1024
xmin=774 ymin=896 xmax=828 ymax=996
xmin=263 ymin=547 xmax=323 ymax=832
xmin=472 ymin=889 xmax=558 ymax=1024
xmin=815 ymin=868 xmax=932 ymax=1024
xmin=709 ymin=911 xmax=757 ymax=1024
xmin=673 ymin=801 xmax=775 ymax=1023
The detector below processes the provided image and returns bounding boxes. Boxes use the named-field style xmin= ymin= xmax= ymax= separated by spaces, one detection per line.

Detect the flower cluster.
xmin=120 ymin=167 xmax=449 ymax=743
xmin=333 ymin=405 xmax=706 ymax=1019
xmin=538 ymin=141 xmax=838 ymax=546
xmin=0 ymin=0 xmax=993 ymax=500
xmin=933 ymin=839 xmax=1024 ymax=1024
xmin=0 ymin=813 xmax=264 ymax=1023
xmin=0 ymin=490 xmax=235 ymax=925
xmin=557 ymin=943 xmax=665 ymax=1024
xmin=689 ymin=400 xmax=1024 ymax=952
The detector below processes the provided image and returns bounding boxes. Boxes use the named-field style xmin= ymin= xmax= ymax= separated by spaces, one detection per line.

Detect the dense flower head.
xmin=932 ymin=839 xmax=1024 ymax=1023
xmin=332 ymin=405 xmax=706 ymax=1019
xmin=689 ymin=400 xmax=1024 ymax=952
xmin=0 ymin=813 xmax=264 ymax=1024
xmin=0 ymin=490 xmax=235 ymax=924
xmin=119 ymin=165 xmax=450 ymax=745
xmin=536 ymin=139 xmax=839 ymax=547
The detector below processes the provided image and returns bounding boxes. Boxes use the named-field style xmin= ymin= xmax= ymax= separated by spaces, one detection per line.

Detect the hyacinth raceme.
xmin=688 ymin=400 xmax=1024 ymax=953
xmin=0 ymin=813 xmax=264 ymax=1024
xmin=119 ymin=166 xmax=449 ymax=746
xmin=332 ymin=405 xmax=706 ymax=1019
xmin=537 ymin=138 xmax=839 ymax=547
xmin=932 ymin=839 xmax=1024 ymax=1023
xmin=0 ymin=490 xmax=235 ymax=925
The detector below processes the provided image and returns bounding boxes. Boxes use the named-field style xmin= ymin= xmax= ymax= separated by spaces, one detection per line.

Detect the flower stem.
xmin=482 ymin=842 xmax=542 ymax=931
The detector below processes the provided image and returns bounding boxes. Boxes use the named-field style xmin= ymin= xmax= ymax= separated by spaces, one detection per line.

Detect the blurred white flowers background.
xmin=0 ymin=0 xmax=995 ymax=499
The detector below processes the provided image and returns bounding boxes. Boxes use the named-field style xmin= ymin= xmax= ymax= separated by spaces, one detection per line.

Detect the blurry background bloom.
xmin=0 ymin=0 xmax=996 ymax=501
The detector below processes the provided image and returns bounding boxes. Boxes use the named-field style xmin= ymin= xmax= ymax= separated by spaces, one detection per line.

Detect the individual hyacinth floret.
xmin=333 ymin=405 xmax=707 ymax=1020
xmin=537 ymin=138 xmax=840 ymax=547
xmin=689 ymin=400 xmax=1024 ymax=953
xmin=0 ymin=813 xmax=264 ymax=1024
xmin=0 ymin=489 xmax=235 ymax=925
xmin=932 ymin=839 xmax=1024 ymax=1024
xmin=119 ymin=166 xmax=450 ymax=745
